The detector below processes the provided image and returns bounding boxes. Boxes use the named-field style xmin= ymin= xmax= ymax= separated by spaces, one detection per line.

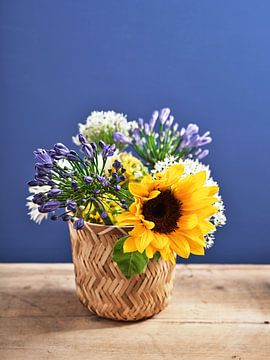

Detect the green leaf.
xmin=112 ymin=236 xmax=149 ymax=279
xmin=154 ymin=251 xmax=161 ymax=262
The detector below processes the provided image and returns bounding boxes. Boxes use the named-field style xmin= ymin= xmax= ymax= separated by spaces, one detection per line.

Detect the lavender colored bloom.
xmin=102 ymin=144 xmax=116 ymax=158
xmin=66 ymin=151 xmax=79 ymax=161
xmin=82 ymin=144 xmax=94 ymax=159
xmin=197 ymin=149 xmax=209 ymax=160
xmin=28 ymin=180 xmax=39 ymax=186
xmin=74 ymin=218 xmax=84 ymax=230
xmin=84 ymin=176 xmax=93 ymax=184
xmin=97 ymin=175 xmax=110 ymax=187
xmin=48 ymin=188 xmax=63 ymax=197
xmin=90 ymin=142 xmax=97 ymax=152
xmin=149 ymin=110 xmax=159 ymax=130
xmin=144 ymin=123 xmax=150 ymax=135
xmin=132 ymin=128 xmax=142 ymax=144
xmin=121 ymin=204 xmax=128 ymax=210
xmin=113 ymin=132 xmax=131 ymax=144
xmin=66 ymin=199 xmax=77 ymax=212
xmin=113 ymin=160 xmax=122 ymax=171
xmin=39 ymin=200 xmax=61 ymax=213
xmin=165 ymin=115 xmax=174 ymax=128
xmin=120 ymin=175 xmax=126 ymax=181
xmin=54 ymin=143 xmax=70 ymax=156
xmin=159 ymin=108 xmax=170 ymax=125
xmin=197 ymin=131 xmax=212 ymax=146
xmin=99 ymin=140 xmax=106 ymax=149
xmin=101 ymin=211 xmax=108 ymax=219
xmin=71 ymin=180 xmax=79 ymax=192
xmin=34 ymin=149 xmax=53 ymax=166
xmin=93 ymin=189 xmax=100 ymax=194
xmin=78 ymin=134 xmax=87 ymax=145
xmin=114 ymin=184 xmax=121 ymax=191
xmin=138 ymin=118 xmax=144 ymax=129
xmin=32 ymin=193 xmax=47 ymax=205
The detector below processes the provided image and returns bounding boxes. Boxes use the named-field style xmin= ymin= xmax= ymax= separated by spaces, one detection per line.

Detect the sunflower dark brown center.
xmin=142 ymin=190 xmax=181 ymax=234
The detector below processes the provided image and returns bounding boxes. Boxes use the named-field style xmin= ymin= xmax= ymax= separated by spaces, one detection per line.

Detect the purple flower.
xmin=114 ymin=184 xmax=121 ymax=191
xmin=101 ymin=211 xmax=108 ymax=219
xmin=71 ymin=180 xmax=79 ymax=192
xmin=121 ymin=204 xmax=128 ymax=210
xmin=28 ymin=180 xmax=39 ymax=187
xmin=34 ymin=149 xmax=53 ymax=166
xmin=149 ymin=110 xmax=159 ymax=130
xmin=48 ymin=188 xmax=63 ymax=197
xmin=138 ymin=118 xmax=144 ymax=129
xmin=82 ymin=144 xmax=94 ymax=159
xmin=84 ymin=176 xmax=93 ymax=184
xmin=102 ymin=144 xmax=116 ymax=158
xmin=132 ymin=128 xmax=142 ymax=144
xmin=197 ymin=131 xmax=212 ymax=146
xmin=159 ymin=108 xmax=170 ymax=125
xmin=66 ymin=150 xmax=79 ymax=161
xmin=113 ymin=160 xmax=122 ymax=171
xmin=39 ymin=200 xmax=61 ymax=213
xmin=66 ymin=199 xmax=77 ymax=212
xmin=54 ymin=143 xmax=70 ymax=156
xmin=74 ymin=218 xmax=84 ymax=230
xmin=99 ymin=140 xmax=106 ymax=149
xmin=197 ymin=149 xmax=209 ymax=160
xmin=165 ymin=115 xmax=174 ymax=129
xmin=113 ymin=132 xmax=131 ymax=144
xmin=93 ymin=189 xmax=100 ymax=194
xmin=78 ymin=134 xmax=87 ymax=145
xmin=144 ymin=123 xmax=150 ymax=135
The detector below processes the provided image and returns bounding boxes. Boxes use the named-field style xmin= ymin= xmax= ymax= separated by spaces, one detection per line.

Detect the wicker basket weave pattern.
xmin=69 ymin=222 xmax=175 ymax=321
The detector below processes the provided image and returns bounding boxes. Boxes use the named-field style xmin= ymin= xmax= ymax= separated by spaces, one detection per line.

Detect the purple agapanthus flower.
xmin=38 ymin=200 xmax=61 ymax=213
xmin=73 ymin=218 xmax=84 ymax=230
xmin=113 ymin=132 xmax=132 ymax=145
xmin=34 ymin=149 xmax=53 ymax=166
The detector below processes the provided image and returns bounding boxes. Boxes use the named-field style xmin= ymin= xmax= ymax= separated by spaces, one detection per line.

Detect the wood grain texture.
xmin=0 ymin=264 xmax=269 ymax=359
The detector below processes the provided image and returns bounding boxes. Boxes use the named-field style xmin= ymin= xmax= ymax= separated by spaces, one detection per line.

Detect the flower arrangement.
xmin=27 ymin=108 xmax=226 ymax=279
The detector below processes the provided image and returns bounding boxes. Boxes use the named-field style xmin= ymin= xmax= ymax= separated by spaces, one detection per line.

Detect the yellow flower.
xmin=109 ymin=152 xmax=148 ymax=182
xmin=117 ymin=164 xmax=219 ymax=263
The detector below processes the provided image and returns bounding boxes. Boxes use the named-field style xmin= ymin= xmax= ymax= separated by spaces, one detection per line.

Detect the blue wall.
xmin=1 ymin=0 xmax=270 ymax=263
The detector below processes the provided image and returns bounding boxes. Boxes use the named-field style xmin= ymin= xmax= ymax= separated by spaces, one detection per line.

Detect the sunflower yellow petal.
xmin=178 ymin=214 xmax=198 ymax=229
xmin=129 ymin=182 xmax=149 ymax=197
xmin=169 ymin=235 xmax=191 ymax=259
xmin=146 ymin=244 xmax=155 ymax=259
xmin=152 ymin=232 xmax=169 ymax=249
xmin=189 ymin=239 xmax=205 ymax=255
xmin=123 ymin=237 xmax=138 ymax=253
xmin=199 ymin=220 xmax=216 ymax=234
xmin=135 ymin=229 xmax=154 ymax=253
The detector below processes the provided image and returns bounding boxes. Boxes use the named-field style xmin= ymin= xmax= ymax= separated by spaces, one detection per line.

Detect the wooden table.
xmin=0 ymin=264 xmax=269 ymax=359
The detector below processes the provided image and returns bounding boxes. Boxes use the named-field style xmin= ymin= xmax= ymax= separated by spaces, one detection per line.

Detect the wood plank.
xmin=0 ymin=264 xmax=270 ymax=359
xmin=0 ymin=264 xmax=269 ymax=323
xmin=0 ymin=319 xmax=269 ymax=360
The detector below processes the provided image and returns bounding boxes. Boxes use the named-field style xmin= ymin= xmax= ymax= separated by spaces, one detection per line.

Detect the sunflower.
xmin=116 ymin=164 xmax=219 ymax=263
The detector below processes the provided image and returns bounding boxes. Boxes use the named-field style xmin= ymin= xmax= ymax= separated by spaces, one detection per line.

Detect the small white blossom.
xmin=73 ymin=110 xmax=137 ymax=147
xmin=26 ymin=186 xmax=50 ymax=224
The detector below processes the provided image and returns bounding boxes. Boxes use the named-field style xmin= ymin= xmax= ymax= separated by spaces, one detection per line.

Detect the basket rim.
xmin=69 ymin=221 xmax=134 ymax=230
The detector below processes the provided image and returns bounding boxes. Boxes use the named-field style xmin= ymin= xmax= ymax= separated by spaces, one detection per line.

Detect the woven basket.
xmin=68 ymin=221 xmax=175 ymax=321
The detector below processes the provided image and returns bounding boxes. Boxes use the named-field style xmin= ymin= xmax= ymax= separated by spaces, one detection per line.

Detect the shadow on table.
xmin=3 ymin=286 xmax=147 ymax=334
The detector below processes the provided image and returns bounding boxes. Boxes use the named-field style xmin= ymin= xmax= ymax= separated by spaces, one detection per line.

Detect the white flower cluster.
xmin=73 ymin=110 xmax=137 ymax=147
xmin=26 ymin=185 xmax=50 ymax=224
xmin=153 ymin=156 xmax=226 ymax=248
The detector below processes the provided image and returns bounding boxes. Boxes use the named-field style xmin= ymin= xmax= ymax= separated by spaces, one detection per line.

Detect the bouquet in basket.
xmin=27 ymin=108 xmax=226 ymax=279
